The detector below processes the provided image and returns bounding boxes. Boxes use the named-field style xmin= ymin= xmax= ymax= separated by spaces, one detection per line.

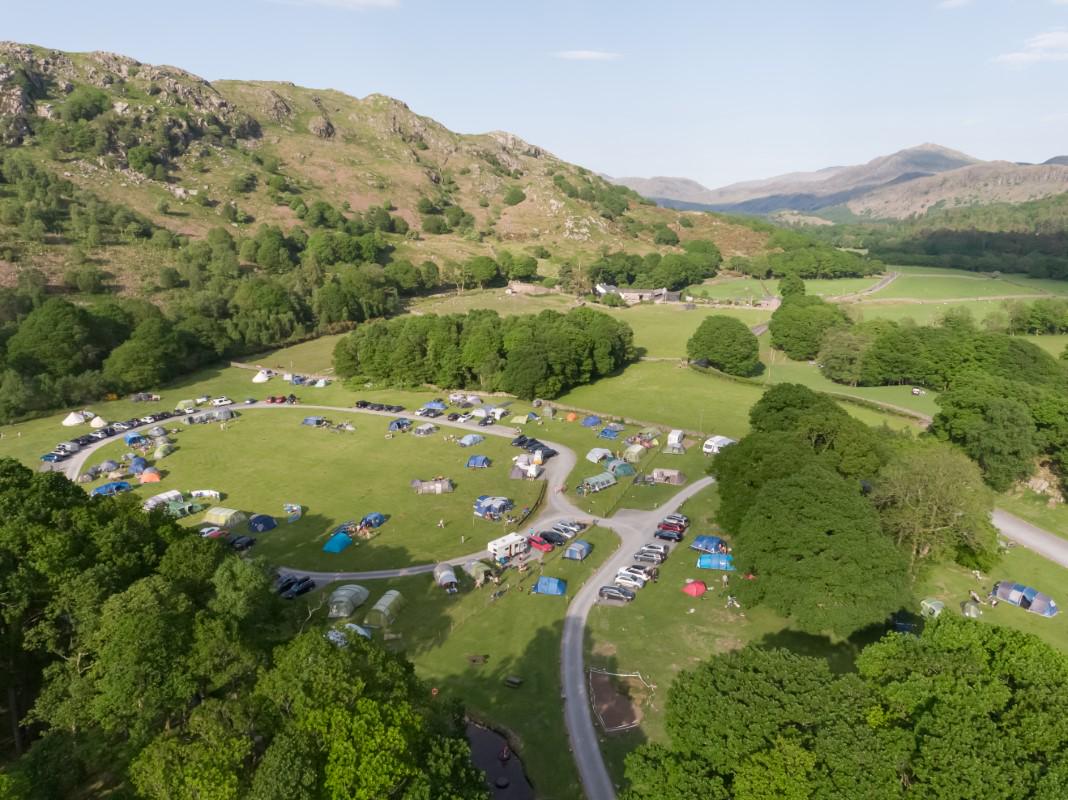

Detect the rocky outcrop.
xmin=308 ymin=115 xmax=334 ymax=138
xmin=262 ymin=89 xmax=293 ymax=123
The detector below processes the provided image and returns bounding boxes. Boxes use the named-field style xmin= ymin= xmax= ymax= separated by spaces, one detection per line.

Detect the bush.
xmin=229 ymin=172 xmax=257 ymax=193
xmin=62 ymin=266 xmax=106 ymax=294
xmin=653 ymin=224 xmax=680 ymax=246
xmin=421 ymin=215 xmax=448 ymax=235
xmin=687 ymin=315 xmax=761 ymax=376
xmin=503 ymin=186 xmax=527 ymax=206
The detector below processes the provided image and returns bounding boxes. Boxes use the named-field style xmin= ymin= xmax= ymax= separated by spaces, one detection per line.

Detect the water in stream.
xmin=466 ymin=722 xmax=535 ymax=799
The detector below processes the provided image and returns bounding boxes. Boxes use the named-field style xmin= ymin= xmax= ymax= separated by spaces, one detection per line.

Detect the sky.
xmin=3 ymin=0 xmax=1068 ymax=186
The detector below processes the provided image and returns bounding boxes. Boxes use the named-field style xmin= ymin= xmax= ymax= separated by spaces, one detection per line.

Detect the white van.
xmin=211 ymin=397 xmax=234 ymax=407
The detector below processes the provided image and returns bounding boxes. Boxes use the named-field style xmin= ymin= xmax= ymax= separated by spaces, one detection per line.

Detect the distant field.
xmin=1024 ymin=334 xmax=1068 ymax=357
xmin=408 ymin=289 xmax=575 ymax=316
xmin=840 ymin=299 xmax=1009 ymax=325
xmin=872 ymin=274 xmax=1042 ymax=300
xmin=601 ymin=304 xmax=770 ymax=358
xmin=251 ymin=334 xmax=347 ymax=375
xmin=688 ymin=275 xmax=883 ymax=300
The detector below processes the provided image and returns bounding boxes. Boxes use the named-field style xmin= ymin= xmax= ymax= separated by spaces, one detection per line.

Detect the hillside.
xmin=0 ymin=40 xmax=766 ymax=290
xmin=613 ymin=143 xmax=1068 ymax=221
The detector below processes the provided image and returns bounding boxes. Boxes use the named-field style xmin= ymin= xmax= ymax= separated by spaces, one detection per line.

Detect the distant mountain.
xmin=612 ymin=144 xmax=1068 ymax=220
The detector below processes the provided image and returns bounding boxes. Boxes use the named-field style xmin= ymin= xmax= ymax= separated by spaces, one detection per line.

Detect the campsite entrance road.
xmin=61 ymin=400 xmax=1068 ymax=800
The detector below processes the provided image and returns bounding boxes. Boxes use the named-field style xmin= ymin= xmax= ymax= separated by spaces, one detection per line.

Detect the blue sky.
xmin=4 ymin=0 xmax=1068 ymax=185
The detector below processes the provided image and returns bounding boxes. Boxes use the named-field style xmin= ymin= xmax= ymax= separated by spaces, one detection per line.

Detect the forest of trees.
xmin=332 ymin=307 xmax=636 ymax=400
xmin=0 ymin=459 xmax=487 ymax=800
xmin=583 ymin=239 xmax=722 ymax=291
xmin=729 ymin=229 xmax=883 ymax=279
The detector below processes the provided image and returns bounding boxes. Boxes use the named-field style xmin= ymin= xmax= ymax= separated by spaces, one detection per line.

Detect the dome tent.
xmin=248 ymin=514 xmax=277 ymax=533
xmin=682 ymin=580 xmax=707 ymax=598
xmin=328 ymin=585 xmax=370 ymax=618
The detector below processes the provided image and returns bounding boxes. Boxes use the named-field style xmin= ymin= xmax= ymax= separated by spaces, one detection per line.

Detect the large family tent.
xmin=682 ymin=580 xmax=708 ymax=598
xmin=464 ymin=560 xmax=493 ymax=587
xmin=124 ymin=432 xmax=146 ymax=446
xmin=248 ymin=514 xmax=277 ymax=533
xmin=581 ymin=415 xmax=601 ymax=428
xmin=62 ymin=410 xmax=90 ymax=427
xmin=651 ymin=468 xmax=686 ymax=485
xmin=434 ymin=563 xmax=459 ymax=594
xmin=190 ymin=489 xmax=222 ymax=501
xmin=143 ymin=489 xmax=182 ymax=511
xmin=360 ymin=512 xmax=386 ymax=529
xmin=697 ymin=553 xmax=735 ymax=571
xmin=284 ymin=503 xmax=303 ymax=522
xmin=578 ymin=472 xmax=617 ymax=495
xmin=147 ymin=425 xmax=167 ymax=438
xmin=166 ymin=501 xmax=203 ymax=519
xmin=564 ymin=540 xmax=592 ymax=561
xmin=328 ymin=584 xmax=370 ymax=618
xmin=991 ymin=582 xmax=1059 ymax=617
xmin=411 ymin=478 xmax=455 ymax=495
xmin=532 ymin=576 xmax=567 ymax=596
xmin=252 ymin=369 xmax=271 ymax=384
xmin=388 ymin=418 xmax=412 ymax=432
xmin=413 ymin=423 xmax=438 ymax=436
xmin=623 ymin=444 xmax=645 ymax=463
xmin=363 ymin=590 xmax=405 ymax=628
xmin=153 ymin=443 xmax=174 ymax=460
xmin=466 ymin=455 xmax=491 ymax=469
xmin=128 ymin=457 xmax=148 ymax=475
xmin=473 ymin=495 xmax=512 ymax=519
xmin=691 ymin=535 xmax=727 ymax=554
xmin=214 ymin=408 xmax=235 ymax=421
xmin=586 ymin=447 xmax=612 ymax=464
xmin=90 ymin=416 xmax=109 ymax=429
xmin=302 ymin=416 xmax=325 ymax=427
xmin=97 ymin=459 xmax=119 ymax=472
xmin=459 ymin=434 xmax=484 ymax=447
xmin=92 ymin=481 xmax=131 ymax=497
xmin=424 ymin=400 xmax=448 ymax=412
xmin=203 ymin=507 xmax=247 ymax=528
xmin=510 ymin=412 xmax=538 ymax=424
xmin=323 ymin=531 xmax=354 ymax=553
xmin=139 ymin=468 xmax=161 ymax=484
xmin=605 ymin=459 xmax=636 ymax=477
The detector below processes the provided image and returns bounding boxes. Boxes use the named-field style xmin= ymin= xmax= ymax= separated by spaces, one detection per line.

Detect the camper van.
xmin=488 ymin=532 xmax=529 ymax=562
xmin=702 ymin=435 xmax=737 ymax=456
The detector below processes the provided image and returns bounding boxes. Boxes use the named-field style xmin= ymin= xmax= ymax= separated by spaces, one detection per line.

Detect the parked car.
xmin=229 ymin=535 xmax=256 ymax=551
xmin=478 ymin=417 xmax=495 ymax=427
xmin=89 ymin=430 xmax=108 ymax=441
xmin=73 ymin=435 xmax=93 ymax=446
xmin=112 ymin=421 xmax=131 ymax=431
xmin=614 ymin=573 xmax=646 ymax=591
xmin=653 ymin=529 xmax=683 ymax=543
xmin=39 ymin=452 xmax=68 ymax=463
xmin=274 ymin=574 xmax=299 ymax=595
xmin=658 ymin=519 xmax=687 ymax=534
xmin=639 ymin=543 xmax=670 ymax=557
xmin=511 ymin=435 xmax=530 ymax=447
xmin=550 ymin=523 xmax=578 ymax=540
xmin=199 ymin=526 xmax=228 ymax=539
xmin=534 ymin=447 xmax=559 ymax=460
xmin=540 ymin=530 xmax=567 ymax=546
xmin=354 ymin=400 xmax=369 ymax=409
xmin=447 ymin=413 xmax=460 ymax=421
xmin=140 ymin=415 xmax=157 ymax=424
xmin=211 ymin=397 xmax=234 ymax=407
xmin=664 ymin=513 xmax=690 ymax=526
xmin=528 ymin=535 xmax=554 ymax=553
xmin=556 ymin=520 xmax=586 ymax=533
xmin=244 ymin=398 xmax=257 ymax=405
xmin=282 ymin=576 xmax=315 ymax=599
xmin=424 ymin=409 xmax=442 ymax=418
xmin=599 ymin=585 xmax=636 ymax=602
xmin=622 ymin=564 xmax=659 ymax=581
xmin=458 ymin=414 xmax=474 ymax=423
xmin=368 ymin=403 xmax=385 ymax=411
xmin=634 ymin=550 xmax=666 ymax=565
xmin=195 ymin=395 xmax=210 ymax=404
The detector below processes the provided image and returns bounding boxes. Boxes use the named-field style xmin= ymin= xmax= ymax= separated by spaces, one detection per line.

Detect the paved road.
xmin=992 ymin=509 xmax=1068 ymax=568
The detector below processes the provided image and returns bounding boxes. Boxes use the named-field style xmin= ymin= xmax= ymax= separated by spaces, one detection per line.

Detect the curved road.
xmin=62 ymin=400 xmax=1068 ymax=800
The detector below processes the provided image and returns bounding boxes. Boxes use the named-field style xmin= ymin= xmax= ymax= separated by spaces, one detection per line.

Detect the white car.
xmin=458 ymin=413 xmax=474 ymax=423
xmin=614 ymin=572 xmax=647 ymax=590
xmin=211 ymin=397 xmax=234 ymax=407
xmin=195 ymin=395 xmax=210 ymax=405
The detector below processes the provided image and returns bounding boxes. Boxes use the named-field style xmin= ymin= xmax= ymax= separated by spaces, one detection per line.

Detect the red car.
xmin=199 ymin=526 xmax=229 ymax=539
xmin=528 ymin=534 xmax=554 ymax=553
xmin=658 ymin=520 xmax=687 ymax=534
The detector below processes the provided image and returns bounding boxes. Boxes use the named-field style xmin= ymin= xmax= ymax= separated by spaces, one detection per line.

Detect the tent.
xmin=62 ymin=410 xmax=89 ymax=427
xmin=328 ymin=584 xmax=370 ymax=618
xmin=176 ymin=399 xmax=196 ymax=411
xmin=581 ymin=415 xmax=601 ymax=428
xmin=214 ymin=407 xmax=235 ymax=421
xmin=147 ymin=425 xmax=167 ymax=438
xmin=139 ymin=468 xmax=161 ymax=484
xmin=586 ymin=447 xmax=612 ymax=464
xmin=97 ymin=459 xmax=119 ymax=472
xmin=413 ymin=423 xmax=438 ymax=436
xmin=92 ymin=481 xmax=131 ymax=497
xmin=190 ymin=489 xmax=221 ymax=501
xmin=252 ymin=369 xmax=271 ymax=384
xmin=651 ymin=468 xmax=686 ymax=485
xmin=203 ymin=507 xmax=247 ymax=528
xmin=248 ymin=514 xmax=277 ymax=533
xmin=143 ymin=490 xmax=182 ymax=511
xmin=434 ymin=563 xmax=459 ymax=593
xmin=697 ymin=553 xmax=735 ymax=571
xmin=424 ymin=400 xmax=448 ymax=411
xmin=565 ymin=412 xmax=579 ymax=422
xmin=921 ymin=598 xmax=945 ymax=618
xmin=411 ymin=478 xmax=455 ymax=495
xmin=284 ymin=503 xmax=303 ymax=522
xmin=473 ymin=495 xmax=512 ymax=519
xmin=637 ymin=427 xmax=660 ymax=440
xmin=598 ymin=428 xmax=620 ymax=440
xmin=603 ymin=422 xmax=625 ymax=433
xmin=459 ymin=433 xmax=484 ymax=447
xmin=564 ymin=540 xmax=592 ymax=561
xmin=360 ymin=512 xmax=386 ymax=529
xmin=510 ymin=415 xmax=530 ymax=425
xmin=605 ymin=459 xmax=635 ymax=477
xmin=364 ymin=590 xmax=405 ymax=628
xmin=129 ymin=457 xmax=148 ymax=474
xmin=470 ymin=407 xmax=490 ymax=419
xmin=991 ymin=581 xmax=1059 ymax=617
xmin=303 ymin=416 xmax=324 ymax=427
xmin=167 ymin=501 xmax=203 ymax=519
xmin=90 ymin=416 xmax=109 ymax=429
xmin=323 ymin=531 xmax=354 ymax=553
xmin=125 ymin=432 xmax=145 ymax=446
xmin=154 ymin=443 xmax=173 ymax=460
xmin=532 ymin=576 xmax=567 ymax=596
xmin=509 ymin=464 xmax=542 ymax=480
xmin=388 ymin=418 xmax=412 ymax=432
xmin=464 ymin=560 xmax=493 ymax=587
xmin=691 ymin=535 xmax=727 ymax=554
xmin=623 ymin=444 xmax=645 ymax=463
xmin=962 ymin=601 xmax=983 ymax=619
xmin=467 ymin=455 xmax=491 ymax=469
xmin=578 ymin=472 xmax=616 ymax=494
xmin=682 ymin=580 xmax=708 ymax=598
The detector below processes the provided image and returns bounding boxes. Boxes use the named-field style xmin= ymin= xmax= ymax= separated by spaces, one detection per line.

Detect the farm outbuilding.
xmin=578 ymin=472 xmax=617 ymax=495
xmin=411 ymin=478 xmax=455 ymax=494
xmin=203 ymin=507 xmax=247 ymax=528
xmin=364 ymin=590 xmax=405 ymax=628
xmin=328 ymin=585 xmax=370 ymax=618
xmin=586 ymin=447 xmax=613 ymax=464
xmin=564 ymin=540 xmax=592 ymax=561
xmin=434 ymin=563 xmax=459 ymax=593
xmin=651 ymin=468 xmax=685 ymax=485
xmin=532 ymin=576 xmax=567 ymax=596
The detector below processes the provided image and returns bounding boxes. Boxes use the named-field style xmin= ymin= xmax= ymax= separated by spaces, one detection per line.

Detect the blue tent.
xmin=564 ymin=540 xmax=592 ymax=561
xmin=424 ymin=400 xmax=448 ymax=411
xmin=361 ymin=512 xmax=386 ymax=528
xmin=459 ymin=434 xmax=484 ymax=447
xmin=323 ymin=532 xmax=354 ymax=553
xmin=302 ymin=416 xmax=324 ymax=426
xmin=992 ymin=581 xmax=1059 ymax=617
xmin=697 ymin=553 xmax=735 ymax=571
xmin=248 ymin=514 xmax=278 ymax=533
xmin=92 ymin=481 xmax=131 ymax=497
xmin=124 ymin=431 xmax=145 ymax=445
xmin=532 ymin=576 xmax=567 ymax=596
xmin=389 ymin=418 xmax=411 ymax=432
xmin=128 ymin=457 xmax=148 ymax=474
xmin=473 ymin=495 xmax=512 ymax=518
xmin=581 ymin=415 xmax=601 ymax=428
xmin=691 ymin=535 xmax=727 ymax=554
xmin=597 ymin=427 xmax=620 ymax=440
xmin=467 ymin=455 xmax=491 ymax=469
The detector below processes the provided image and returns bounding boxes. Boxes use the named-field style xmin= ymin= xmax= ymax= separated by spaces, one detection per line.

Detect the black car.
xmin=354 ymin=400 xmax=369 ymax=409
xmin=368 ymin=403 xmax=385 ymax=411
xmin=275 ymin=574 xmax=299 ymax=595
xmin=599 ymin=585 xmax=636 ymax=602
xmin=229 ymin=535 xmax=257 ymax=551
xmin=282 ymin=576 xmax=316 ymax=599
xmin=447 ymin=413 xmax=460 ymax=421
xmin=478 ymin=417 xmax=494 ymax=427
xmin=653 ymin=528 xmax=684 ymax=542
xmin=511 ymin=435 xmax=529 ymax=447
xmin=523 ymin=440 xmax=543 ymax=451
xmin=535 ymin=447 xmax=558 ymax=460
xmin=540 ymin=530 xmax=567 ymax=546
xmin=424 ymin=409 xmax=442 ymax=418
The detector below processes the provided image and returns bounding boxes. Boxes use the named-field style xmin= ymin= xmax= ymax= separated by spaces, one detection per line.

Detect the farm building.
xmin=651 ymin=468 xmax=685 ymax=485
xmin=586 ymin=447 xmax=612 ymax=464
xmin=411 ymin=478 xmax=455 ymax=495
xmin=434 ymin=563 xmax=459 ymax=594
xmin=203 ymin=507 xmax=247 ymax=528
xmin=328 ymin=585 xmax=370 ymax=618
xmin=578 ymin=472 xmax=617 ymax=495
xmin=364 ymin=590 xmax=405 ymax=628
xmin=488 ymin=532 xmax=528 ymax=561
xmin=564 ymin=540 xmax=592 ymax=561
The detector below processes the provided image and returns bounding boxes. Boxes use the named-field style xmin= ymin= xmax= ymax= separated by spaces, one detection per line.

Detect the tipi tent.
xmin=62 ymin=411 xmax=89 ymax=427
xmin=328 ymin=585 xmax=370 ymax=618
xmin=364 ymin=590 xmax=405 ymax=627
xmin=90 ymin=416 xmax=109 ymax=429
xmin=203 ymin=507 xmax=247 ymax=528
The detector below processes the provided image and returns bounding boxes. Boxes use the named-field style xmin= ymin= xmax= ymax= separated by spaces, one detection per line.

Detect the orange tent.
xmin=681 ymin=580 xmax=707 ymax=598
xmin=139 ymin=469 xmax=162 ymax=484
xmin=565 ymin=412 xmax=578 ymax=422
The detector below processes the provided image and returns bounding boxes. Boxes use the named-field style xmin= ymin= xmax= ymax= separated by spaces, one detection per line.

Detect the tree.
xmin=421 ymin=215 xmax=448 ymax=234
xmin=737 ymin=465 xmax=911 ymax=636
xmin=778 ymin=272 xmax=805 ymax=298
xmin=653 ymin=224 xmax=680 ymax=246
xmin=462 ymin=256 xmax=500 ymax=289
xmin=817 ymin=328 xmax=871 ymax=386
xmin=5 ymin=299 xmax=104 ymax=378
xmin=687 ymin=316 xmax=761 ymax=376
xmin=768 ymin=296 xmax=850 ymax=360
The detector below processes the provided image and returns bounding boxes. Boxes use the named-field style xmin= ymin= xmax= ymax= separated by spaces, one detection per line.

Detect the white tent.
xmin=586 ymin=447 xmax=613 ymax=464
xmin=90 ymin=416 xmax=109 ymax=429
xmin=62 ymin=411 xmax=88 ymax=427
xmin=252 ymin=370 xmax=270 ymax=384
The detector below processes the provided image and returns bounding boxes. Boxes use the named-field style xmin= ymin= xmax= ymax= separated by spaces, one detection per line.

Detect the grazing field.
xmin=408 ymin=288 xmax=575 ymax=316
xmin=600 ymin=304 xmax=771 ymax=358
xmin=1023 ymin=334 xmax=1068 ymax=358
xmin=871 ymin=274 xmax=1041 ymax=300
xmin=80 ymin=410 xmax=544 ymax=572
xmin=313 ymin=524 xmax=618 ymax=800
xmin=689 ymin=275 xmax=884 ymax=301
xmin=840 ymin=298 xmax=1009 ymax=325
xmin=249 ymin=334 xmax=347 ymax=375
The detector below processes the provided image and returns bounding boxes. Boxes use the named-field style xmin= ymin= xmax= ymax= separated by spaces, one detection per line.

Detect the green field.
xmin=408 ymin=289 xmax=576 ymax=316
xmin=250 ymin=334 xmax=348 ymax=375
xmin=688 ymin=275 xmax=883 ymax=301
xmin=996 ymin=491 xmax=1068 ymax=541
xmin=840 ymin=299 xmax=1010 ymax=325
xmin=872 ymin=274 xmax=1042 ymax=300
xmin=1023 ymin=334 xmax=1068 ymax=357
xmin=601 ymin=304 xmax=770 ymax=358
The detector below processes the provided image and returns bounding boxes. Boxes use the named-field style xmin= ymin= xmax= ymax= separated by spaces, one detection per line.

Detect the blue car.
xmin=39 ymin=452 xmax=68 ymax=463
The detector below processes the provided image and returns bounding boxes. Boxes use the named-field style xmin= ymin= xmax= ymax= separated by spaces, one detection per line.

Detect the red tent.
xmin=682 ymin=580 xmax=707 ymax=597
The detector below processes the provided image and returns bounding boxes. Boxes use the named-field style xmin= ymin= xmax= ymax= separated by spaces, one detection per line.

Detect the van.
xmin=211 ymin=397 xmax=234 ymax=407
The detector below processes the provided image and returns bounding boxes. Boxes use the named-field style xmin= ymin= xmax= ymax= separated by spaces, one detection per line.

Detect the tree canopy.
xmin=687 ymin=315 xmax=761 ymax=376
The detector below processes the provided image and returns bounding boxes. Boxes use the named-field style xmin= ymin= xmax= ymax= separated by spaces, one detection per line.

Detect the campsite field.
xmin=312 ymin=525 xmax=618 ymax=800
xmin=248 ymin=334 xmax=347 ymax=376
xmin=82 ymin=410 xmax=544 ymax=572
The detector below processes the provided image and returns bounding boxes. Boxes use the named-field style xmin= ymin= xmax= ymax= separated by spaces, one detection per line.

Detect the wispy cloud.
xmin=552 ymin=50 xmax=621 ymax=61
xmin=937 ymin=0 xmax=973 ymax=8
xmin=996 ymin=30 xmax=1068 ymax=65
xmin=273 ymin=0 xmax=399 ymax=9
